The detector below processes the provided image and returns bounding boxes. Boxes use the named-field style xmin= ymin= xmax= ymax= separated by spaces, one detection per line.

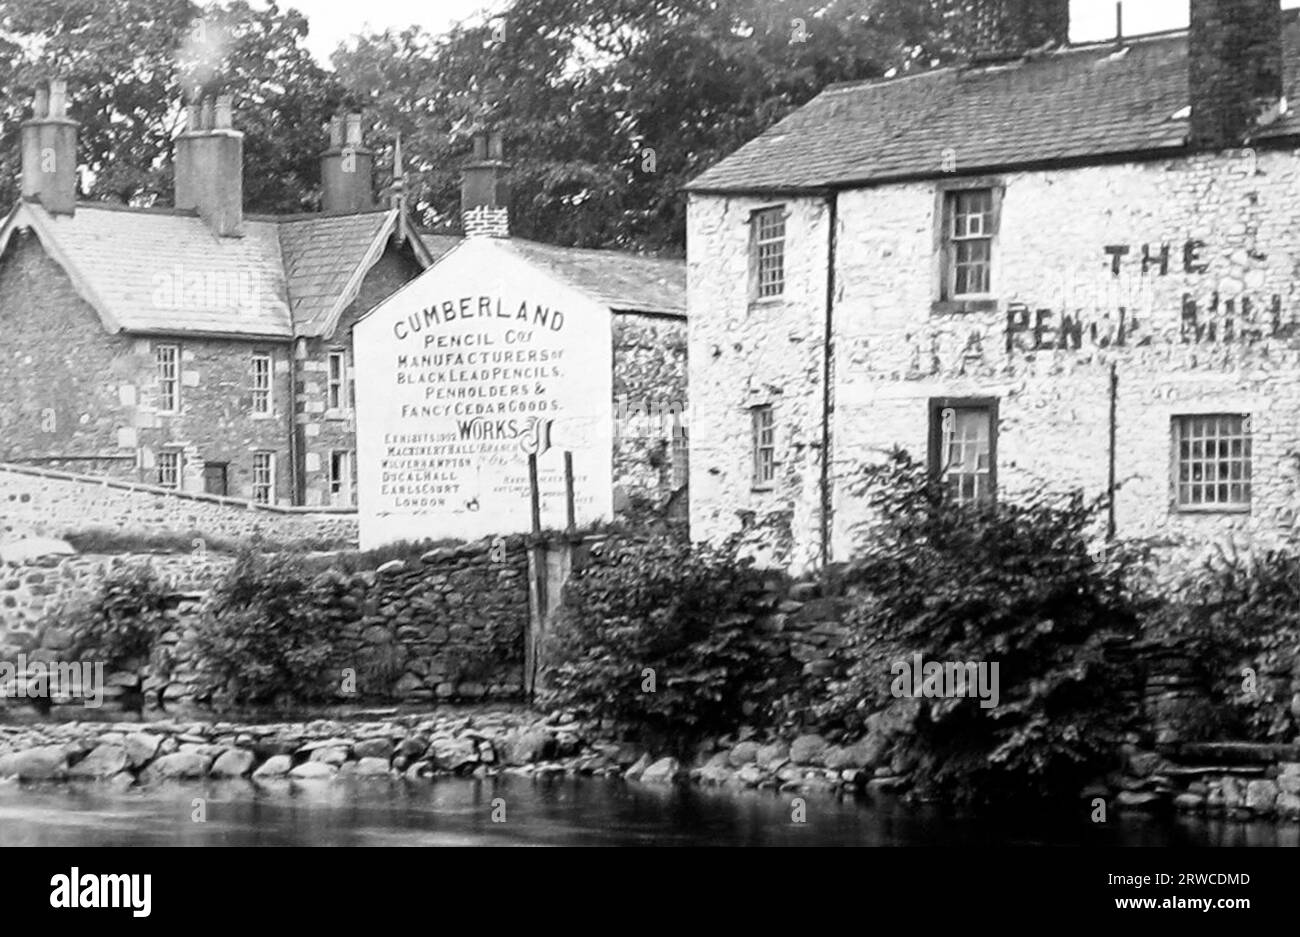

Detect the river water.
xmin=1 ymin=777 xmax=1295 ymax=846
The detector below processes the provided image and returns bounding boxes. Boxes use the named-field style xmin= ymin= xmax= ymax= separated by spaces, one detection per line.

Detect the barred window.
xmin=751 ymin=405 xmax=775 ymax=488
xmin=156 ymin=344 xmax=180 ymax=412
xmin=930 ymin=400 xmax=996 ymax=505
xmin=252 ymin=451 xmax=275 ymax=504
xmin=753 ymin=207 xmax=785 ymax=299
xmin=1174 ymin=414 xmax=1252 ymax=511
xmin=943 ymin=189 xmax=995 ymax=298
xmin=156 ymin=450 xmax=182 ymax=489
xmin=251 ymin=352 xmax=272 ymax=414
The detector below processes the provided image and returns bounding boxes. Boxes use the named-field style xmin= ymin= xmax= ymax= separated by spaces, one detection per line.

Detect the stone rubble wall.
xmin=0 ymin=462 xmax=359 ymax=548
xmin=1 ymin=538 xmax=531 ymax=714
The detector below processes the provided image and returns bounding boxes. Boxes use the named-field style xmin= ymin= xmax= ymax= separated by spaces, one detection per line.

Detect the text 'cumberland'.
xmin=394 ymin=296 xmax=566 ymax=340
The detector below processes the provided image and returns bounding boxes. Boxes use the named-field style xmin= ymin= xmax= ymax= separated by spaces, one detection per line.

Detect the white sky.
xmin=278 ymin=0 xmax=1300 ymax=63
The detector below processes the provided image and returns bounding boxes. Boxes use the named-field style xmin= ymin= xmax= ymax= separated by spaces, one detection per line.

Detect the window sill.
xmin=323 ymin=410 xmax=353 ymax=421
xmin=931 ymin=298 xmax=999 ymax=315
xmin=748 ymin=295 xmax=786 ymax=309
xmin=1173 ymin=505 xmax=1251 ymax=515
xmin=751 ymin=484 xmax=775 ymax=493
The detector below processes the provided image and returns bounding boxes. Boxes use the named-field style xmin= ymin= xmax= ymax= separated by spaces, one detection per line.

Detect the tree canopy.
xmin=1 ymin=0 xmax=980 ymax=252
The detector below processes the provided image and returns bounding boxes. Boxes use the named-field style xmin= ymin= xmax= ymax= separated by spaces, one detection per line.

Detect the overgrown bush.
xmin=1148 ymin=543 xmax=1300 ymax=741
xmin=826 ymin=449 xmax=1144 ymax=807
xmin=539 ymin=535 xmax=800 ymax=753
xmin=64 ymin=562 xmax=172 ymax=671
xmin=194 ymin=551 xmax=350 ymax=706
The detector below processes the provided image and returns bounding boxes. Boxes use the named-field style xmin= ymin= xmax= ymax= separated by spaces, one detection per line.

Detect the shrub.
xmin=826 ymin=449 xmax=1143 ymax=807
xmin=539 ymin=535 xmax=799 ymax=753
xmin=64 ymin=562 xmax=172 ymax=671
xmin=1148 ymin=544 xmax=1300 ymax=741
xmin=193 ymin=551 xmax=350 ymax=706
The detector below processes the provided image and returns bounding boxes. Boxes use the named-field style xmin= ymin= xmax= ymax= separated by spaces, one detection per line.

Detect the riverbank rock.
xmin=146 ymin=751 xmax=211 ymax=780
xmin=210 ymin=749 xmax=255 ymax=778
xmin=68 ymin=743 xmax=127 ymax=779
xmin=252 ymin=755 xmax=293 ymax=779
xmin=624 ymin=753 xmax=652 ymax=782
xmin=640 ymin=756 xmax=682 ymax=784
xmin=125 ymin=733 xmax=163 ymax=769
xmin=755 ymin=741 xmax=789 ymax=769
xmin=14 ymin=745 xmax=68 ymax=780
xmin=290 ymin=761 xmax=337 ymax=780
xmin=354 ymin=757 xmax=393 ymax=777
xmin=789 ymin=734 xmax=828 ymax=766
xmin=353 ymin=738 xmax=393 ymax=760
xmin=727 ymin=741 xmax=760 ymax=767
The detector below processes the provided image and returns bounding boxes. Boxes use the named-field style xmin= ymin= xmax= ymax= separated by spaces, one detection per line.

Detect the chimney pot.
xmin=34 ymin=87 xmax=49 ymax=119
xmin=174 ymin=95 xmax=244 ymax=236
xmin=48 ymin=80 xmax=67 ymax=118
xmin=462 ymin=132 xmax=510 ymax=238
xmin=21 ymin=79 xmax=79 ymax=215
xmin=319 ymin=111 xmax=376 ymax=213
xmin=345 ymin=113 xmax=364 ymax=146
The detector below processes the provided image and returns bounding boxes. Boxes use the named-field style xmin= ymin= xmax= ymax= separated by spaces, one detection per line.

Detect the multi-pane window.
xmin=156 ymin=450 xmax=182 ymax=489
xmin=329 ymin=450 xmax=355 ymax=506
xmin=1174 ymin=414 xmax=1252 ymax=511
xmin=753 ymin=207 xmax=786 ymax=299
xmin=943 ymin=189 xmax=995 ymax=298
xmin=931 ymin=401 xmax=996 ymax=505
xmin=156 ymin=344 xmax=180 ymax=412
xmin=252 ymin=451 xmax=274 ymax=504
xmin=751 ymin=405 xmax=775 ymax=488
xmin=328 ymin=351 xmax=348 ymax=411
xmin=251 ymin=352 xmax=272 ymax=415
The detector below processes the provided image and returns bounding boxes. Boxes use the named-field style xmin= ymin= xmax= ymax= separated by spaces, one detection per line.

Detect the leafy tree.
xmin=0 ymin=0 xmax=343 ymax=212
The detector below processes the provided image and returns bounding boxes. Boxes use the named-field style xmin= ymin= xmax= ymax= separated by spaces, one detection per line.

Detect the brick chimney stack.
xmin=174 ymin=94 xmax=244 ymax=237
xmin=963 ymin=0 xmax=1070 ymax=60
xmin=1188 ymin=0 xmax=1285 ymax=151
xmin=21 ymin=79 xmax=79 ymax=216
xmin=461 ymin=131 xmax=510 ymax=238
xmin=320 ymin=112 xmax=376 ymax=213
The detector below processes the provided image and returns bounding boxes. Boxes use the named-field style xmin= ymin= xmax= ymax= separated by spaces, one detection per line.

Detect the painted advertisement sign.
xmin=353 ymin=238 xmax=613 ymax=549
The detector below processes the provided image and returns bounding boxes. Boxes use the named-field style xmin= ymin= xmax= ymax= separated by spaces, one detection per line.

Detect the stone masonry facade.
xmin=689 ymin=148 xmax=1300 ymax=571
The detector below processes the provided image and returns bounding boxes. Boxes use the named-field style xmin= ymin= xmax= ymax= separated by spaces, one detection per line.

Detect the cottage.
xmin=685 ymin=0 xmax=1300 ymax=572
xmin=0 ymin=86 xmax=438 ymax=507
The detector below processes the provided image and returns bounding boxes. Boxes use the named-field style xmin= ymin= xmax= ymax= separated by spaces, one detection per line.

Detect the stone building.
xmin=354 ymin=134 xmax=686 ymax=549
xmin=0 ymin=86 xmax=440 ymax=507
xmin=685 ymin=0 xmax=1300 ymax=572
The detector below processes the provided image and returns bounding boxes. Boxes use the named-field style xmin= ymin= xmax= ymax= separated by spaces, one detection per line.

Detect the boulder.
xmin=210 ymin=749 xmax=255 ymax=778
xmin=1245 ymin=779 xmax=1279 ymax=814
xmin=727 ymin=741 xmax=760 ymax=767
xmin=146 ymin=751 xmax=211 ymax=780
xmin=623 ymin=753 xmax=652 ymax=782
xmin=124 ymin=733 xmax=163 ymax=769
xmin=353 ymin=738 xmax=393 ymax=760
xmin=308 ymin=746 xmax=350 ymax=766
xmin=640 ymin=756 xmax=682 ymax=784
xmin=354 ymin=757 xmax=393 ymax=777
xmin=504 ymin=728 xmax=554 ymax=765
xmin=290 ymin=761 xmax=337 ymax=780
xmin=845 ymin=734 xmax=890 ymax=769
xmin=68 ymin=743 xmax=128 ymax=779
xmin=735 ymin=763 xmax=767 ymax=787
xmin=1276 ymin=791 xmax=1300 ymax=820
xmin=429 ymin=737 xmax=479 ymax=773
xmin=755 ymin=741 xmax=790 ymax=768
xmin=252 ymin=755 xmax=293 ymax=779
xmin=789 ymin=734 xmax=828 ymax=766
xmin=14 ymin=745 xmax=68 ymax=780
xmin=822 ymin=745 xmax=857 ymax=770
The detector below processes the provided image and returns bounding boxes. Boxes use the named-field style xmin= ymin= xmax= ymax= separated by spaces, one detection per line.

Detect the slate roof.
xmin=500 ymin=238 xmax=685 ymax=316
xmin=0 ymin=201 xmax=433 ymax=339
xmin=688 ymin=16 xmax=1300 ymax=193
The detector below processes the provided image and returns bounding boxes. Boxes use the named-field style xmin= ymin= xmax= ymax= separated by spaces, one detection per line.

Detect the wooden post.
xmin=525 ymin=452 xmax=546 ymax=700
xmin=564 ymin=451 xmax=576 ymax=535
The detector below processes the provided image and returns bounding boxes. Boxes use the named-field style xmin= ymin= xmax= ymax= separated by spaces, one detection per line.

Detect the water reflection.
xmin=0 ymin=777 xmax=1294 ymax=846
